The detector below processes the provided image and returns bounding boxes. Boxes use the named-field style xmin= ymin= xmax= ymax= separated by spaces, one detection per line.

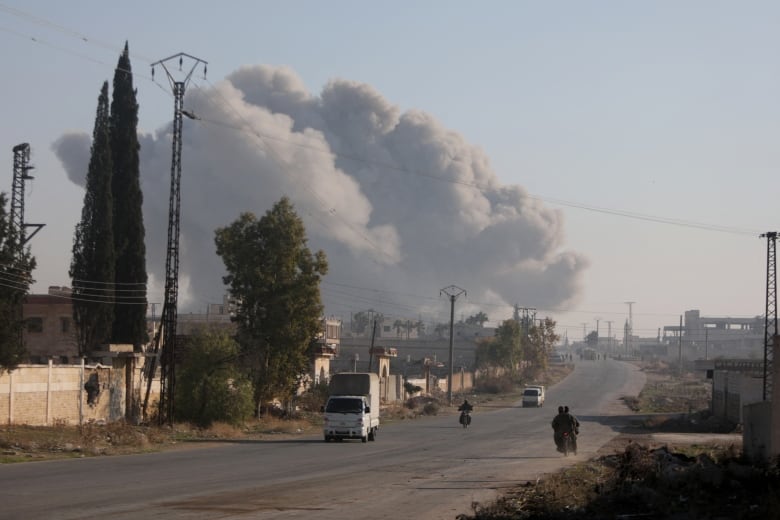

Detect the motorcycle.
xmin=561 ymin=430 xmax=577 ymax=456
xmin=459 ymin=410 xmax=472 ymax=428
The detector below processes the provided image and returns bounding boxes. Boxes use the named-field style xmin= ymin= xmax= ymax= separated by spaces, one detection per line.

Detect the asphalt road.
xmin=0 ymin=359 xmax=646 ymax=520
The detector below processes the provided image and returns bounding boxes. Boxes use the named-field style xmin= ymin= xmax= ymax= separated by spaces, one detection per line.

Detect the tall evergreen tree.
xmin=0 ymin=193 xmax=36 ymax=371
xmin=71 ymin=81 xmax=115 ymax=357
xmin=110 ymin=42 xmax=148 ymax=347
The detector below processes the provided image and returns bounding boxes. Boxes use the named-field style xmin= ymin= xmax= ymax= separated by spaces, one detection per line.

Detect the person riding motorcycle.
xmin=458 ymin=399 xmax=473 ymax=427
xmin=564 ymin=405 xmax=580 ymax=435
xmin=551 ymin=406 xmax=568 ymax=452
xmin=552 ymin=405 xmax=579 ymax=453
xmin=458 ymin=399 xmax=474 ymax=413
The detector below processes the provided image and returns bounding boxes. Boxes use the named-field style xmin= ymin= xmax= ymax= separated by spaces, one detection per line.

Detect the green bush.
xmin=174 ymin=329 xmax=254 ymax=427
xmin=297 ymin=381 xmax=330 ymax=412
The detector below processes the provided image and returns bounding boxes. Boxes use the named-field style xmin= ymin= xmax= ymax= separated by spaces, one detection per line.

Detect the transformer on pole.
xmin=761 ymin=232 xmax=777 ymax=401
xmin=142 ymin=53 xmax=207 ymax=425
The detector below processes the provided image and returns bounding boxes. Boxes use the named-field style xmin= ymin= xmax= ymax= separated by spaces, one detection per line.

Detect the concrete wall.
xmin=0 ymin=361 xmax=111 ymax=425
xmin=712 ymin=370 xmax=763 ymax=423
xmin=743 ymin=401 xmax=772 ymax=462
xmin=0 ymin=359 xmax=160 ymax=426
xmin=741 ymin=341 xmax=780 ymax=462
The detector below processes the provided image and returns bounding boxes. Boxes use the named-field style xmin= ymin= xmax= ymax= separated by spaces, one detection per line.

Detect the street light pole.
xmin=440 ymin=285 xmax=466 ymax=406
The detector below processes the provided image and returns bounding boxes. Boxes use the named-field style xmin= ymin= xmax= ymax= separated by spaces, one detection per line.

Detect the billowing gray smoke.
xmin=53 ymin=64 xmax=588 ymax=323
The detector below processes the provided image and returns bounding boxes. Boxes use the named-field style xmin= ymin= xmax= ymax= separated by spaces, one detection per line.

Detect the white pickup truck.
xmin=522 ymin=385 xmax=545 ymax=407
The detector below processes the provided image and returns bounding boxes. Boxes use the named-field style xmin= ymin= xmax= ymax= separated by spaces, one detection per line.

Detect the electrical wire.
xmin=0 ymin=4 xmax=770 ymax=329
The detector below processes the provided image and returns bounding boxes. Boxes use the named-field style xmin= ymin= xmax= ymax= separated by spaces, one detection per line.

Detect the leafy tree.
xmin=0 ymin=193 xmax=35 ymax=371
xmin=465 ymin=312 xmax=489 ymax=327
xmin=434 ymin=323 xmax=448 ymax=338
xmin=393 ymin=319 xmax=405 ymax=335
xmin=215 ymin=197 xmax=328 ymax=415
xmin=351 ymin=311 xmax=370 ymax=334
xmin=413 ymin=320 xmax=425 ymax=335
xmin=174 ymin=328 xmax=253 ymax=426
xmin=110 ymin=42 xmax=147 ymax=347
xmin=70 ymin=82 xmax=115 ymax=357
xmin=586 ymin=330 xmax=599 ymax=347
xmin=525 ymin=317 xmax=560 ymax=371
xmin=495 ymin=319 xmax=523 ymax=373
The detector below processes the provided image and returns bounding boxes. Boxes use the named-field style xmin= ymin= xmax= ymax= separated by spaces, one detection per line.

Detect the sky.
xmin=0 ymin=1 xmax=778 ymax=344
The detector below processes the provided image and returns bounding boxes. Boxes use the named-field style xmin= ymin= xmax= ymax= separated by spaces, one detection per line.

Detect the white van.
xmin=522 ymin=386 xmax=544 ymax=408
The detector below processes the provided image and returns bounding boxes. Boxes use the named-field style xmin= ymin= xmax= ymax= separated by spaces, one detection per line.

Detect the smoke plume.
xmin=53 ymin=64 xmax=588 ymax=323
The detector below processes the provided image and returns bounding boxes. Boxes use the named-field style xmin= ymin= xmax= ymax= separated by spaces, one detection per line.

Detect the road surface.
xmin=0 ymin=359 xmax=645 ymax=519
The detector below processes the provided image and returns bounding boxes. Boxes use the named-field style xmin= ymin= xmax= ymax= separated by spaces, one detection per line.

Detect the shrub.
xmin=174 ymin=329 xmax=254 ymax=427
xmin=476 ymin=375 xmax=514 ymax=394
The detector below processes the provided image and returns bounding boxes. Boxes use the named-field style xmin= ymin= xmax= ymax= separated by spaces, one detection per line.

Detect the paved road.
xmin=0 ymin=359 xmax=645 ymax=520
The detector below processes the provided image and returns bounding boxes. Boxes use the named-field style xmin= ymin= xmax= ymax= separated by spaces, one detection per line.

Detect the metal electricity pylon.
xmin=761 ymin=232 xmax=777 ymax=401
xmin=11 ymin=143 xmax=44 ymax=251
xmin=441 ymin=285 xmax=466 ymax=406
xmin=143 ymin=53 xmax=207 ymax=425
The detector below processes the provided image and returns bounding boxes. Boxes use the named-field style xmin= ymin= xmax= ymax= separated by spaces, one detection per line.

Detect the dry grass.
xmin=0 ymin=421 xmax=175 ymax=462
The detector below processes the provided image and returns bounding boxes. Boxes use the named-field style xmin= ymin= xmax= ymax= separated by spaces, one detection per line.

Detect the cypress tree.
xmin=110 ymin=42 xmax=148 ymax=347
xmin=0 ymin=192 xmax=36 ymax=371
xmin=71 ymin=81 xmax=115 ymax=357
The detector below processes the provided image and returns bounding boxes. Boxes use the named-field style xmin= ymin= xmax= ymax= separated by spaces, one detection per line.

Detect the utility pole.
xmin=606 ymin=320 xmax=613 ymax=354
xmin=761 ymin=232 xmax=777 ymax=401
xmin=143 ymin=53 xmax=207 ymax=425
xmin=441 ymin=285 xmax=466 ymax=406
xmin=595 ymin=317 xmax=601 ymax=346
xmin=624 ymin=301 xmax=635 ymax=353
xmin=678 ymin=315 xmax=683 ymax=376
xmin=11 ymin=143 xmax=44 ymax=250
xmin=581 ymin=323 xmax=587 ymax=341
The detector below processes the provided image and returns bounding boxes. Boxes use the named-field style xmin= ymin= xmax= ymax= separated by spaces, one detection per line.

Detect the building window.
xmin=60 ymin=317 xmax=70 ymax=333
xmin=27 ymin=317 xmax=43 ymax=333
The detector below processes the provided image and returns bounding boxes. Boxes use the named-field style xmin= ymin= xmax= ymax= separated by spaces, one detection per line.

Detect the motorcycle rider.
xmin=564 ymin=405 xmax=580 ymax=435
xmin=551 ymin=406 xmax=566 ymax=451
xmin=458 ymin=399 xmax=473 ymax=426
xmin=562 ymin=405 xmax=579 ymax=453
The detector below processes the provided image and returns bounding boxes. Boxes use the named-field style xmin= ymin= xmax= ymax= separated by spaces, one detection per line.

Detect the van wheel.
xmin=368 ymin=428 xmax=376 ymax=441
xmin=361 ymin=436 xmax=367 ymax=443
xmin=324 ymin=435 xmax=330 ymax=442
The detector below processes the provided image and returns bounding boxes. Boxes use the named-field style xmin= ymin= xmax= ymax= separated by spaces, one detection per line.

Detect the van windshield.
xmin=523 ymin=389 xmax=540 ymax=397
xmin=326 ymin=398 xmax=364 ymax=413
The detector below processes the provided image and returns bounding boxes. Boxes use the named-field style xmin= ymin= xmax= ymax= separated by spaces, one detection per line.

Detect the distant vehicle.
xmin=526 ymin=384 xmax=545 ymax=402
xmin=548 ymin=353 xmax=565 ymax=363
xmin=322 ymin=372 xmax=380 ymax=443
xmin=522 ymin=386 xmax=545 ymax=408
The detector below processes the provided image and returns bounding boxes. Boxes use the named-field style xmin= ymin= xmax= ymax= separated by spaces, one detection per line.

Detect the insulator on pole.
xmin=151 ymin=67 xmax=154 ymax=79
xmin=203 ymin=64 xmax=207 ymax=79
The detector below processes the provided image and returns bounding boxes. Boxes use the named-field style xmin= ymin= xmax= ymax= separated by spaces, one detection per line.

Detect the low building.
xmin=22 ymin=286 xmax=78 ymax=363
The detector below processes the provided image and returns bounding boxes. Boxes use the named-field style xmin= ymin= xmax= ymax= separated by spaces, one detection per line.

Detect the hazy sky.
xmin=1 ymin=1 xmax=777 ymax=343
